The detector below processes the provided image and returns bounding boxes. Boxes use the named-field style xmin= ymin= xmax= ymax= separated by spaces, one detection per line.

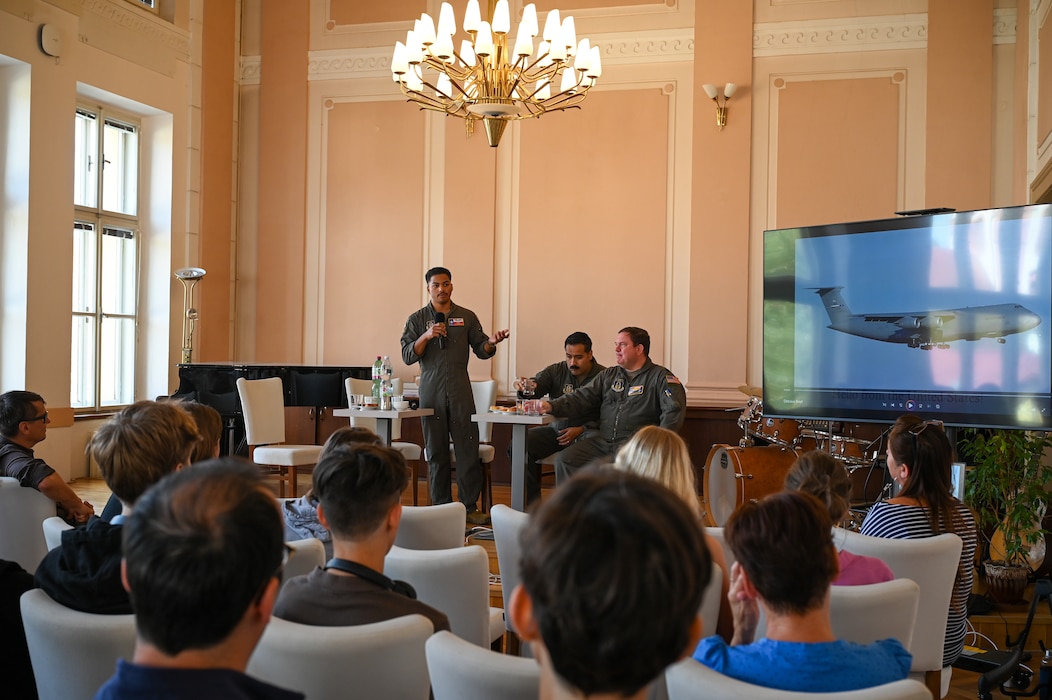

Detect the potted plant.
xmin=962 ymin=428 xmax=1052 ymax=604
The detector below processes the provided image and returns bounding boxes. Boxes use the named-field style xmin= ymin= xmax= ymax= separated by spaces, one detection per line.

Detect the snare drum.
xmin=703 ymin=444 xmax=798 ymax=527
xmin=753 ymin=417 xmax=802 ymax=448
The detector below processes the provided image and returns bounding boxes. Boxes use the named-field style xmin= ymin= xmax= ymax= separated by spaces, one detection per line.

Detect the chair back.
xmin=384 ymin=544 xmax=490 ymax=646
xmin=282 ymin=538 xmax=326 ymax=586
xmin=704 ymin=526 xmax=735 ymax=570
xmin=698 ymin=559 xmax=723 ymax=639
xmin=0 ymin=476 xmax=54 ymax=572
xmin=20 ymin=588 xmax=136 ymax=700
xmin=830 ymin=578 xmax=919 ymax=649
xmin=836 ymin=529 xmax=961 ymax=676
xmin=665 ymin=659 xmax=931 ymax=699
xmin=471 ymin=380 xmax=497 ymax=442
xmin=43 ymin=515 xmax=73 ymax=551
xmin=426 ymin=630 xmax=539 ymax=700
xmin=344 ymin=377 xmax=379 ymax=432
xmin=236 ymin=377 xmax=286 ymax=446
xmin=248 ymin=614 xmax=432 ymax=700
xmin=395 ymin=503 xmax=467 ymax=550
xmin=491 ymin=504 xmax=529 ymax=634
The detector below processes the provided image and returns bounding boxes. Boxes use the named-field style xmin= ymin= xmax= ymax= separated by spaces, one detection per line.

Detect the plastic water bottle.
xmin=372 ymin=356 xmax=383 ymax=403
xmin=382 ymin=355 xmax=393 ymax=385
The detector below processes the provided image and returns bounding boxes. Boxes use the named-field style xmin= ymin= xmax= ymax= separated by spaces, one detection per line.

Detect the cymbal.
xmin=737 ymin=384 xmax=762 ymax=397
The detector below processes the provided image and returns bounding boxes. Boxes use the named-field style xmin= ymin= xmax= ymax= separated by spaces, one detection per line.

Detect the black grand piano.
xmin=170 ymin=363 xmax=370 ymax=456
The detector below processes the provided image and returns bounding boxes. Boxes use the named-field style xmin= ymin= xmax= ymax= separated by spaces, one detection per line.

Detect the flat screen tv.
xmin=763 ymin=204 xmax=1052 ymax=430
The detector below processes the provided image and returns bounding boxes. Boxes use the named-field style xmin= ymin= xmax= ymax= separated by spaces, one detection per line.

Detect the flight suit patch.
xmin=612 ymin=379 xmax=626 ymax=392
xmin=563 ymin=384 xmax=574 ymax=394
xmin=666 ymin=374 xmax=681 ymax=384
xmin=448 ymin=317 xmax=465 ymax=326
xmin=628 ymin=385 xmax=644 ymax=396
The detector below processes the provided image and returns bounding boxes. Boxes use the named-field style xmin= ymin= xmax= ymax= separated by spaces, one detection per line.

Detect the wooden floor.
xmin=67 ymin=476 xmax=1003 ymax=697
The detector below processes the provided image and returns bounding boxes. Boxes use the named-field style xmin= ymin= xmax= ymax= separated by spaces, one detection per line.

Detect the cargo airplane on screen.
xmin=811 ymin=286 xmax=1042 ymax=350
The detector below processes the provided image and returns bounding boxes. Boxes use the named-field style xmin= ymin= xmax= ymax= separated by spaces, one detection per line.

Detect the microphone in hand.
xmin=434 ymin=311 xmax=446 ymax=349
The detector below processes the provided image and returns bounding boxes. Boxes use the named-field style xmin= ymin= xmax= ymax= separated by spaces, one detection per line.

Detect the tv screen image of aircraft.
xmin=791 ymin=219 xmax=1052 ymax=396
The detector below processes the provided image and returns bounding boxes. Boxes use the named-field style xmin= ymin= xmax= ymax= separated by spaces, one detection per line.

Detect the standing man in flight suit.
xmin=401 ymin=267 xmax=509 ymax=525
xmin=511 ymin=331 xmax=604 ymax=505
xmin=537 ymin=327 xmax=686 ymax=483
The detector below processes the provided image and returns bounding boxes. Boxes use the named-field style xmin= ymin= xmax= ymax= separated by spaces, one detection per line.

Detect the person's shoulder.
xmin=691 ymin=635 xmax=732 ymax=667
xmin=868 ymin=638 xmax=913 ymax=672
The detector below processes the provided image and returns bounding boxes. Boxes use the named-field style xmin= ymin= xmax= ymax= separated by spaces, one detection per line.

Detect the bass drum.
xmin=703 ymin=444 xmax=798 ymax=527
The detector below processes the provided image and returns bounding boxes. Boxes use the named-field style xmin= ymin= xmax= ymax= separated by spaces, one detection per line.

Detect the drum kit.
xmin=702 ymin=386 xmax=889 ymax=528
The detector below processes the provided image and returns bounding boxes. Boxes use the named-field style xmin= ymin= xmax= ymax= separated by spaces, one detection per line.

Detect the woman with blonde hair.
xmin=613 ymin=425 xmax=732 ymax=640
xmin=784 ymin=450 xmax=893 ymax=586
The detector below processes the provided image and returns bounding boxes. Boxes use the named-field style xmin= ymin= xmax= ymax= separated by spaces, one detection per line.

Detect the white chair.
xmin=830 ymin=578 xmax=920 ymax=649
xmin=248 ymin=614 xmax=432 ymax=700
xmin=282 ymin=537 xmax=326 ymax=586
xmin=665 ymin=659 xmax=931 ymax=700
xmin=42 ymin=515 xmax=73 ymax=552
xmin=698 ymin=560 xmax=723 ymax=640
xmin=395 ymin=502 xmax=467 ymax=550
xmin=452 ymin=380 xmax=496 ymax=511
xmin=20 ymin=588 xmax=136 ymax=700
xmin=236 ymin=377 xmax=323 ymax=498
xmin=426 ymin=630 xmax=540 ymax=700
xmin=384 ymin=544 xmax=502 ymax=647
xmin=346 ymin=377 xmax=425 ymax=506
xmin=491 ymin=504 xmax=529 ymax=638
xmin=0 ymin=476 xmax=54 ymax=572
xmin=837 ymin=529 xmax=963 ymax=698
xmin=704 ymin=526 xmax=735 ymax=570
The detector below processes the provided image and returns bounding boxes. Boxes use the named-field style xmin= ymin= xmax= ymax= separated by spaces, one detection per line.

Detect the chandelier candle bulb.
xmin=521 ymin=4 xmax=538 ymax=36
xmin=391 ymin=42 xmax=408 ymax=74
xmin=573 ymin=38 xmax=591 ymax=71
xmin=492 ymin=0 xmax=510 ymax=34
xmin=514 ymin=25 xmax=534 ymax=56
xmin=562 ymin=16 xmax=577 ymax=52
xmin=542 ymin=10 xmax=561 ymax=41
xmin=476 ymin=22 xmax=494 ymax=56
xmin=417 ymin=14 xmax=436 ymax=45
xmin=437 ymin=2 xmax=456 ymax=36
xmin=432 ymin=32 xmax=454 ymax=60
xmin=463 ymin=0 xmax=481 ymax=32
xmin=461 ymin=40 xmax=476 ymax=66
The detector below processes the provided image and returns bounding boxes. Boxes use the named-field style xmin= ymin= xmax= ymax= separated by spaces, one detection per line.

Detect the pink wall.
xmin=926 ymin=0 xmax=993 ymax=210
xmin=775 ymin=77 xmax=900 ymax=227
xmin=330 ymin=0 xmax=427 ymax=26
xmin=198 ymin=0 xmax=236 ymax=361
xmin=257 ymin=0 xmax=310 ymax=362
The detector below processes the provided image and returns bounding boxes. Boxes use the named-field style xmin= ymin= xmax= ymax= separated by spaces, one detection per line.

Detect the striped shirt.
xmin=860 ymin=500 xmax=977 ymax=667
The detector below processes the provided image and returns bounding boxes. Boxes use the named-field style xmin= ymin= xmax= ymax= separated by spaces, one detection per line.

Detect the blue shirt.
xmin=95 ymin=660 xmax=304 ymax=700
xmin=692 ymin=636 xmax=912 ymax=692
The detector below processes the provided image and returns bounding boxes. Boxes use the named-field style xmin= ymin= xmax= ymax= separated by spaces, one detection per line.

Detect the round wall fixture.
xmin=39 ymin=24 xmax=62 ymax=57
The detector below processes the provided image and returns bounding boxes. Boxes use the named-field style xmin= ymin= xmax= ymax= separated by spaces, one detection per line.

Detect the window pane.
xmin=74 ymin=111 xmax=98 ymax=209
xmin=99 ymin=316 xmax=135 ymax=407
xmin=72 ymin=223 xmax=97 ymax=313
xmin=100 ymin=227 xmax=136 ymax=314
xmin=102 ymin=120 xmax=138 ymax=216
xmin=71 ymin=316 xmax=97 ymax=409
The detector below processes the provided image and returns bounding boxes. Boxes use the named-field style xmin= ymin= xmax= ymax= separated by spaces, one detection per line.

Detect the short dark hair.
xmin=123 ymin=458 xmax=284 ymax=656
xmin=89 ymin=401 xmax=199 ymax=506
xmin=320 ymin=426 xmax=382 ymax=457
xmin=725 ymin=491 xmax=837 ymax=616
xmin=180 ymin=401 xmax=223 ymax=464
xmin=0 ymin=390 xmax=45 ymax=437
xmin=564 ymin=331 xmax=593 ymax=353
xmin=519 ymin=468 xmax=710 ymax=696
xmin=618 ymin=326 xmax=650 ymax=356
xmin=784 ymin=450 xmax=852 ymax=523
xmin=425 ymin=266 xmax=452 ymax=284
xmin=312 ymin=444 xmax=408 ymax=539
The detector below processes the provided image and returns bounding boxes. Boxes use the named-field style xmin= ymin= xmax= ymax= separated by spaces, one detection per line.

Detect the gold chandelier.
xmin=391 ymin=0 xmax=602 ymax=147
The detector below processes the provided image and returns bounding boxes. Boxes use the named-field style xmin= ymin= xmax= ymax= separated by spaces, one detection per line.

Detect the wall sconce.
xmin=702 ymin=83 xmax=737 ymax=130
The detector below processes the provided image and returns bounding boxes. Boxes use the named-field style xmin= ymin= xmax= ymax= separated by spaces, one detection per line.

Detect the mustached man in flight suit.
xmin=401 ymin=267 xmax=509 ymax=525
xmin=537 ymin=327 xmax=686 ymax=483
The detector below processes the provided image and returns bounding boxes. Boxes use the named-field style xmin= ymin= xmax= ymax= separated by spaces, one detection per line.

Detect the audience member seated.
xmin=281 ymin=427 xmax=382 ymax=558
xmin=2 ymin=558 xmax=37 ymax=699
xmin=612 ymin=425 xmax=732 ymax=640
xmin=860 ymin=415 xmax=978 ymax=667
xmin=274 ymin=443 xmax=449 ymax=632
xmin=35 ymin=401 xmax=198 ymax=614
xmin=508 ymin=468 xmax=711 ymax=700
xmin=0 ymin=390 xmax=94 ymax=524
xmin=94 ymin=459 xmax=303 ymax=700
xmin=101 ymin=400 xmax=223 ymax=522
xmin=692 ymin=491 xmax=912 ymax=692
xmin=784 ymin=450 xmax=894 ymax=586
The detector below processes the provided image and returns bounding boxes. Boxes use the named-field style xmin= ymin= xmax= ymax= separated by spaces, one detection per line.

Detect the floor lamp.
xmin=174 ymin=267 xmax=206 ymax=364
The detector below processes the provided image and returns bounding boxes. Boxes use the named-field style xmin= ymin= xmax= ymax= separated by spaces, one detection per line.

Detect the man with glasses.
xmin=95 ymin=459 xmax=303 ymax=700
xmin=0 ymin=390 xmax=94 ymax=523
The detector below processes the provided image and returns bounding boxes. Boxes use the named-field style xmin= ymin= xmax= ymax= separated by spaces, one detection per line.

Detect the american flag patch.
xmin=448 ymin=317 xmax=465 ymax=327
xmin=665 ymin=375 xmax=681 ymax=384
